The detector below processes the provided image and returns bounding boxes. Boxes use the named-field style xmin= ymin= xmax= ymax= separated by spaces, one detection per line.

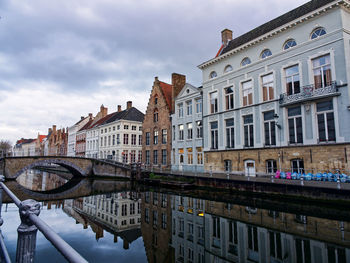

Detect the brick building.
xmin=142 ymin=73 xmax=186 ymax=168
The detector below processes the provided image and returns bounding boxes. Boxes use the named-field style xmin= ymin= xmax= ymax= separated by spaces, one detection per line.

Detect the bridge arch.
xmin=13 ymin=159 xmax=87 ymax=179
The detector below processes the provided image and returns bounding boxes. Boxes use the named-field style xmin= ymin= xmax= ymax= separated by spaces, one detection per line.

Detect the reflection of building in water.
xmin=141 ymin=192 xmax=174 ymax=263
xmin=16 ymin=170 xmax=67 ymax=191
xmin=203 ymin=200 xmax=350 ymax=263
xmin=170 ymin=195 xmax=205 ymax=263
xmin=64 ymin=192 xmax=142 ymax=249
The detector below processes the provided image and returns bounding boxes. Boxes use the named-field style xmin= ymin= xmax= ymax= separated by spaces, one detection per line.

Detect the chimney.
xmin=52 ymin=125 xmax=56 ymax=133
xmin=171 ymin=73 xmax=186 ymax=113
xmin=126 ymin=101 xmax=132 ymax=109
xmin=221 ymin=29 xmax=233 ymax=47
xmin=100 ymin=104 xmax=108 ymax=118
xmin=81 ymin=116 xmax=84 ymax=120
xmin=88 ymin=113 xmax=93 ymax=119
xmin=118 ymin=105 xmax=122 ymax=112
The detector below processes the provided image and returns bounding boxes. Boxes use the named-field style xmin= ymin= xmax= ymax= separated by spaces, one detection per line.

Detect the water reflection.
xmin=2 ymin=170 xmax=350 ymax=262
xmin=16 ymin=169 xmax=69 ymax=191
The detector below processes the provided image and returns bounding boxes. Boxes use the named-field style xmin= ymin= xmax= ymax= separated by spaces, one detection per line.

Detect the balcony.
xmin=279 ymin=81 xmax=339 ymax=106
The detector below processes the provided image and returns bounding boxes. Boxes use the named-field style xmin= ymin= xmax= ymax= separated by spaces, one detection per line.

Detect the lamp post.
xmin=274 ymin=113 xmax=282 ymax=172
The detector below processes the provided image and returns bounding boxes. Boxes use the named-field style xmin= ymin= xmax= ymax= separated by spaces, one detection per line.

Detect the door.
xmin=245 ymin=160 xmax=256 ymax=177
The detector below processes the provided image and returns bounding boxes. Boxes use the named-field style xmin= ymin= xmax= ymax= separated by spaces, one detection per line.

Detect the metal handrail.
xmin=0 ymin=231 xmax=11 ymax=263
xmin=0 ymin=180 xmax=88 ymax=263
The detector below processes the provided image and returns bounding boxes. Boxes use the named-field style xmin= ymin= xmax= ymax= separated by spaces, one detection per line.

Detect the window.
xmin=285 ymin=65 xmax=300 ymax=95
xmin=224 ymin=65 xmax=233 ymax=73
xmin=317 ymin=100 xmax=335 ymax=142
xmin=266 ymin=160 xmax=277 ymax=174
xmin=154 ymin=130 xmax=158 ymax=145
xmin=210 ymin=71 xmax=217 ymax=78
xmin=186 ymin=100 xmax=192 ymax=115
xmin=178 ymin=103 xmax=183 ymax=118
xmin=117 ymin=125 xmax=120 ymax=130
xmin=212 ymin=217 xmax=220 ymax=248
xmin=132 ymin=126 xmax=136 ymax=130
xmin=162 ymin=129 xmax=167 ymax=144
xmin=108 ymin=136 xmax=111 ymax=146
xmin=154 ymin=96 xmax=158 ymax=105
xmin=130 ymin=150 xmax=136 ymax=162
xmin=117 ymin=134 xmax=120 ymax=144
xmin=123 ymin=150 xmax=128 ymax=163
xmin=123 ymin=134 xmax=129 ymax=145
xmin=139 ymin=126 xmax=142 ymax=131
xmin=172 ymin=125 xmax=175 ymax=141
xmin=145 ymin=208 xmax=149 ymax=223
xmin=262 ymin=73 xmax=274 ymax=101
xmin=187 ymin=148 xmax=193 ymax=164
xmin=161 ymin=213 xmax=167 ymax=229
xmin=187 ymin=123 xmax=193 ymax=139
xmin=153 ymin=150 xmax=158 ymax=165
xmin=210 ymin=92 xmax=218 ymax=113
xmin=311 ymin=27 xmax=326 ymax=39
xmin=124 ymin=125 xmax=129 ymax=130
xmin=153 ymin=109 xmax=158 ymax=122
xmin=195 ymin=98 xmax=202 ymax=113
xmin=196 ymin=121 xmax=203 ymax=138
xmin=138 ymin=151 xmax=142 ymax=162
xmin=327 ymin=246 xmax=346 ymax=263
xmin=247 ymin=225 xmax=259 ymax=253
xmin=211 ymin=121 xmax=218 ymax=149
xmin=145 ymin=132 xmax=150 ymax=145
xmin=225 ymin=118 xmax=234 ymax=149
xmin=241 ymin=57 xmax=251 ymax=66
xmin=242 ymin=80 xmax=253 ymax=106
xmin=264 ymin=111 xmax=276 ymax=146
xmin=138 ymin=135 xmax=142 ymax=145
xmin=261 ymin=49 xmax=272 ymax=59
xmin=197 ymin=147 xmax=203 ymax=165
xmin=243 ymin=115 xmax=254 ymax=147
xmin=225 ymin=87 xmax=234 ymax=110
xmin=269 ymin=232 xmax=282 ymax=260
xmin=288 ymin=106 xmax=303 ymax=144
xmin=153 ymin=210 xmax=158 ymax=226
xmin=291 ymin=159 xmax=304 ymax=173
xmin=145 ymin=150 xmax=150 ymax=164
xmin=131 ymin=134 xmax=136 ymax=145
xmin=224 ymin=160 xmax=232 ymax=172
xmin=179 ymin=125 xmax=184 ymax=140
xmin=101 ymin=129 xmax=103 ymax=134
xmin=283 ymin=39 xmax=297 ymax=50
xmin=312 ymin=54 xmax=332 ymax=89
xmin=112 ymin=135 xmax=115 ymax=146
xmin=113 ymin=126 xmax=115 ymax=131
xmin=162 ymin=149 xmax=167 ymax=165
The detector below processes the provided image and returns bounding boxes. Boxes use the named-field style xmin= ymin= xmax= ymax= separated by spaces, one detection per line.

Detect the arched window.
xmin=224 ymin=65 xmax=233 ymax=73
xmin=153 ymin=108 xmax=158 ymax=122
xmin=261 ymin=49 xmax=272 ymax=59
xmin=154 ymin=95 xmax=158 ymax=105
xmin=283 ymin=39 xmax=297 ymax=50
xmin=311 ymin=27 xmax=326 ymax=39
xmin=210 ymin=71 xmax=217 ymax=79
xmin=241 ymin=57 xmax=251 ymax=67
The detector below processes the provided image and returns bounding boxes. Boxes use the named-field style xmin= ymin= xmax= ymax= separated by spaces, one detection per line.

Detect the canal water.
xmin=1 ymin=169 xmax=350 ymax=263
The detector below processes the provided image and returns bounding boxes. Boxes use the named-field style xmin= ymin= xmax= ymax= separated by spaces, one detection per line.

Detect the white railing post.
xmin=16 ymin=199 xmax=41 ymax=263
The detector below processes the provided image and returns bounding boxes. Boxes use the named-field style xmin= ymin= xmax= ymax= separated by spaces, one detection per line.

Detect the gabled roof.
xmin=38 ymin=135 xmax=47 ymax=143
xmin=78 ymin=118 xmax=94 ymax=132
xmin=159 ymin=81 xmax=173 ymax=112
xmin=220 ymin=0 xmax=335 ymax=56
xmin=105 ymin=107 xmax=144 ymax=124
xmin=74 ymin=116 xmax=89 ymax=126
xmin=87 ymin=113 xmax=114 ymax=129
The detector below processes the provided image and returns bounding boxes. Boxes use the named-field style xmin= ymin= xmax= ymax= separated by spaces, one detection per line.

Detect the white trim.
xmin=198 ymin=0 xmax=345 ymax=69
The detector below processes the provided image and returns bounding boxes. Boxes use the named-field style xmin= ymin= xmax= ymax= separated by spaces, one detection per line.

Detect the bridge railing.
xmin=0 ymin=175 xmax=88 ymax=263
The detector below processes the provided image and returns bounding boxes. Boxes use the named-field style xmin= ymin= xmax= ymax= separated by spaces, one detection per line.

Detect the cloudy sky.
xmin=0 ymin=0 xmax=309 ymax=144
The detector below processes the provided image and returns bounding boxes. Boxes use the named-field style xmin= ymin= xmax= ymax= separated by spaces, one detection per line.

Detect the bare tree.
xmin=0 ymin=140 xmax=12 ymax=157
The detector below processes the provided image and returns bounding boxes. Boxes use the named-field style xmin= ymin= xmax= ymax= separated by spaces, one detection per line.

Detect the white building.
xmin=98 ymin=101 xmax=144 ymax=163
xmin=171 ymin=83 xmax=204 ymax=172
xmin=67 ymin=114 xmax=92 ymax=157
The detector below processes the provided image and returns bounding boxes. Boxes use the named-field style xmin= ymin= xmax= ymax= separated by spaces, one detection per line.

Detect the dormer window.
xmin=210 ymin=71 xmax=217 ymax=79
xmin=241 ymin=57 xmax=251 ymax=67
xmin=311 ymin=27 xmax=326 ymax=39
xmin=224 ymin=65 xmax=233 ymax=73
xmin=261 ymin=49 xmax=272 ymax=59
xmin=283 ymin=39 xmax=297 ymax=50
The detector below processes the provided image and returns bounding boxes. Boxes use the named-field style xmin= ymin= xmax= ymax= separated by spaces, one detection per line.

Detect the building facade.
xmin=171 ymin=83 xmax=204 ymax=172
xmin=97 ymin=102 xmax=144 ymax=162
xmin=142 ymin=74 xmax=186 ymax=168
xmin=67 ymin=114 xmax=92 ymax=157
xmin=198 ymin=0 xmax=350 ymax=175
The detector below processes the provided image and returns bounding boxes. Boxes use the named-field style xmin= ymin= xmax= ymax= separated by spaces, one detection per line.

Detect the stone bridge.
xmin=0 ymin=156 xmax=134 ymax=179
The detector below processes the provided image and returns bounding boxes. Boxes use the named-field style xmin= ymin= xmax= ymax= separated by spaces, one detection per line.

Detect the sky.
xmin=0 ymin=0 xmax=309 ymax=144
